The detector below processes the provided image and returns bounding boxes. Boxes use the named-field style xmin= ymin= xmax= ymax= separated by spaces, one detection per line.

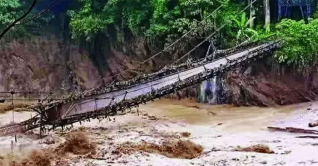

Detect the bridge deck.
xmin=50 ymin=43 xmax=272 ymax=120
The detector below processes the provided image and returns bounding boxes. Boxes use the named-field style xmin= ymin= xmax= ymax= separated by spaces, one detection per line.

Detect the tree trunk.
xmin=268 ymin=127 xmax=318 ymax=134
xmin=249 ymin=0 xmax=255 ymax=28
xmin=264 ymin=0 xmax=270 ymax=31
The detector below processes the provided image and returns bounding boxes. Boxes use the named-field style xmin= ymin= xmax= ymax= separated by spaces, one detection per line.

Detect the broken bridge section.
xmin=0 ymin=41 xmax=280 ymax=135
xmin=43 ymin=42 xmax=280 ymax=126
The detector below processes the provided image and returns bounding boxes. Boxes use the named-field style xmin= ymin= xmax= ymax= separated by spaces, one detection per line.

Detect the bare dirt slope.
xmin=224 ymin=61 xmax=318 ymax=106
xmin=0 ymin=37 xmax=138 ymax=96
xmin=1 ymin=36 xmax=317 ymax=107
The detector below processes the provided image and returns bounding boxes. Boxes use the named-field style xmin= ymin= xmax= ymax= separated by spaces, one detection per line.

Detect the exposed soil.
xmin=0 ymin=37 xmax=142 ymax=95
xmin=1 ymin=37 xmax=316 ymax=108
xmin=224 ymin=59 xmax=318 ymax=106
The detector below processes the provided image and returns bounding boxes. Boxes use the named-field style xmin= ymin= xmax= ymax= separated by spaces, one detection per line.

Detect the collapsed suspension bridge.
xmin=0 ymin=0 xmax=281 ymax=136
xmin=0 ymin=41 xmax=280 ymax=136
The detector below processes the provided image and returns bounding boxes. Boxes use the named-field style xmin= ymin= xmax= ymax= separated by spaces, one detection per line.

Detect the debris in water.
xmin=148 ymin=115 xmax=158 ymax=121
xmin=309 ymin=120 xmax=318 ymax=128
xmin=208 ymin=111 xmax=217 ymax=116
xmin=235 ymin=144 xmax=274 ymax=154
xmin=268 ymin=126 xmax=318 ymax=134
xmin=296 ymin=135 xmax=318 ymax=139
xmin=189 ymin=104 xmax=200 ymax=109
xmin=181 ymin=132 xmax=191 ymax=137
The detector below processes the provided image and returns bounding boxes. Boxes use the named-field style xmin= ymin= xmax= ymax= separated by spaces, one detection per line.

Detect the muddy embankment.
xmin=0 ymin=37 xmax=99 ymax=95
xmin=0 ymin=36 xmax=144 ymax=97
xmin=224 ymin=58 xmax=318 ymax=106
xmin=1 ymin=37 xmax=317 ymax=106
xmin=169 ymin=57 xmax=318 ymax=107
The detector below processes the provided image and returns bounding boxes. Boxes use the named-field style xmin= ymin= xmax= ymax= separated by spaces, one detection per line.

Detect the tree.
xmin=264 ymin=0 xmax=270 ymax=32
xmin=68 ymin=0 xmax=229 ymax=43
xmin=0 ymin=0 xmax=21 ymax=29
xmin=68 ymin=0 xmax=153 ymax=41
xmin=232 ymin=12 xmax=258 ymax=43
xmin=0 ymin=0 xmax=50 ymax=40
xmin=275 ymin=19 xmax=318 ymax=67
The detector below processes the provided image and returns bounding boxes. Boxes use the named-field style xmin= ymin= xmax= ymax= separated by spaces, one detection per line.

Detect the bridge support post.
xmin=39 ymin=102 xmax=44 ymax=139
xmin=105 ymin=96 xmax=115 ymax=119
xmin=203 ymin=65 xmax=208 ymax=72
xmin=94 ymin=98 xmax=98 ymax=118
xmin=123 ymin=91 xmax=128 ymax=101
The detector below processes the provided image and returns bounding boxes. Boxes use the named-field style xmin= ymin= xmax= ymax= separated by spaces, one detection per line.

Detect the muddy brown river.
xmin=141 ymin=99 xmax=308 ymax=132
xmin=0 ymin=99 xmax=317 ymax=165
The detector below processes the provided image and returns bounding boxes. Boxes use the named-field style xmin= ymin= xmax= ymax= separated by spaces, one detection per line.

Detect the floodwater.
xmin=0 ymin=99 xmax=317 ymax=165
xmin=142 ymin=99 xmax=311 ymax=132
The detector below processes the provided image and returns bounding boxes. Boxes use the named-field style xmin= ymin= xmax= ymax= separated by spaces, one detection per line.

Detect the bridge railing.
xmin=36 ymin=41 xmax=281 ymax=123
xmin=58 ymin=41 xmax=271 ymax=103
xmin=0 ymin=41 xmax=280 ymax=134
xmin=45 ymin=41 xmax=281 ymax=124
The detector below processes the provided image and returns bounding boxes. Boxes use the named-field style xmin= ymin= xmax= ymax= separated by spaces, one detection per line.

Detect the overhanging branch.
xmin=0 ymin=0 xmax=38 ymax=40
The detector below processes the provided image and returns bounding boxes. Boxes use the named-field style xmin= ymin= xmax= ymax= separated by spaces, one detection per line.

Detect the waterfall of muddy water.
xmin=198 ymin=76 xmax=219 ymax=104
xmin=211 ymin=76 xmax=217 ymax=104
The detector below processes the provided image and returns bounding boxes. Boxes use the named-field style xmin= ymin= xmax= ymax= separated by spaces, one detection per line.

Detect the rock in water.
xmin=309 ymin=120 xmax=318 ymax=128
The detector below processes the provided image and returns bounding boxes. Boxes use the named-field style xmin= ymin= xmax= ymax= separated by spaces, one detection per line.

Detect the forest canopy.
xmin=0 ymin=0 xmax=318 ymax=68
xmin=68 ymin=0 xmax=232 ymax=45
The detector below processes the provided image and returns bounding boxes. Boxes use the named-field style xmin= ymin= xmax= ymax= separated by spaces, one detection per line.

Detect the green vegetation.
xmin=1 ymin=0 xmax=318 ymax=68
xmin=0 ymin=0 xmax=53 ymax=40
xmin=0 ymin=0 xmax=21 ymax=28
xmin=0 ymin=0 xmax=22 ymax=39
xmin=232 ymin=12 xmax=258 ymax=43
xmin=68 ymin=0 xmax=234 ymax=46
xmin=274 ymin=19 xmax=318 ymax=66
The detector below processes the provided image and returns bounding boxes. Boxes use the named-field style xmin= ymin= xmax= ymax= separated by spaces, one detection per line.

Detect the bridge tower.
xmin=278 ymin=0 xmax=314 ymax=20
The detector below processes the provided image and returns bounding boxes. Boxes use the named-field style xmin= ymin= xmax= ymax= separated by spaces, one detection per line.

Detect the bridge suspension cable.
xmin=22 ymin=0 xmax=60 ymax=24
xmin=141 ymin=5 xmax=224 ymax=64
xmin=0 ymin=91 xmax=52 ymax=94
xmin=100 ymin=0 xmax=259 ymax=85
xmin=100 ymin=5 xmax=224 ymax=84
xmin=173 ymin=0 xmax=259 ymax=65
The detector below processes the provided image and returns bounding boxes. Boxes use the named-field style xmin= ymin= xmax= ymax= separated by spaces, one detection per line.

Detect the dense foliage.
xmin=68 ymin=0 xmax=236 ymax=46
xmin=274 ymin=19 xmax=318 ymax=66
xmin=0 ymin=0 xmax=21 ymax=28
xmin=0 ymin=0 xmax=54 ymax=40
xmin=1 ymin=0 xmax=318 ymax=68
xmin=232 ymin=12 xmax=258 ymax=43
xmin=0 ymin=0 xmax=23 ymax=39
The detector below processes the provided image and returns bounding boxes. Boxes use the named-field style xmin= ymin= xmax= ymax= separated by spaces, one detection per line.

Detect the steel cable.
xmin=173 ymin=0 xmax=259 ymax=64
xmin=99 ymin=5 xmax=224 ymax=83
